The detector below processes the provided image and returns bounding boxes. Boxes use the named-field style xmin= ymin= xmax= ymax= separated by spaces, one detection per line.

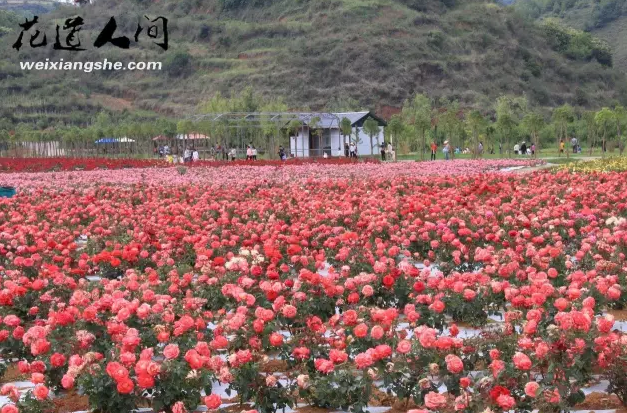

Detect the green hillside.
xmin=513 ymin=0 xmax=627 ymax=69
xmin=0 ymin=0 xmax=625 ymax=129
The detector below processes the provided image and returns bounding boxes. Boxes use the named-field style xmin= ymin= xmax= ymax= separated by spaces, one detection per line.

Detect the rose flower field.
xmin=1 ymin=158 xmax=627 ymax=413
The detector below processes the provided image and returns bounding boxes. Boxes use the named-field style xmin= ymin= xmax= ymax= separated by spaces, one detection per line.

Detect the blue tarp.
xmin=0 ymin=187 xmax=16 ymax=198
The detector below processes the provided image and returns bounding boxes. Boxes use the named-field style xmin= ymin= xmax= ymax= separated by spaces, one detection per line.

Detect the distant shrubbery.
xmin=514 ymin=0 xmax=626 ymax=30
xmin=542 ymin=18 xmax=612 ymax=66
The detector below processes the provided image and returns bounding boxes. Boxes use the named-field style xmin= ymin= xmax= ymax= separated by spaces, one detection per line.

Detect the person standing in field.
xmin=344 ymin=142 xmax=350 ymax=157
xmin=380 ymin=142 xmax=386 ymax=161
xmin=349 ymin=142 xmax=356 ymax=158
xmin=559 ymin=139 xmax=565 ymax=156
xmin=192 ymin=149 xmax=199 ymax=162
xmin=443 ymin=140 xmax=450 ymax=160
xmin=252 ymin=146 xmax=258 ymax=161
xmin=430 ymin=141 xmax=437 ymax=160
xmin=571 ymin=137 xmax=578 ymax=154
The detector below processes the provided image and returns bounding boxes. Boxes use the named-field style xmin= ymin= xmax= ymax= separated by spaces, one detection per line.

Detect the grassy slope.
xmin=590 ymin=15 xmax=627 ymax=72
xmin=513 ymin=0 xmax=627 ymax=71
xmin=0 ymin=0 xmax=625 ymax=128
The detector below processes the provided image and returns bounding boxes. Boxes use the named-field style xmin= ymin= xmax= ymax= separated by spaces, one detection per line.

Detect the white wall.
xmin=290 ymin=127 xmax=310 ymax=157
xmin=329 ymin=129 xmax=344 ymax=156
xmin=290 ymin=126 xmax=385 ymax=157
xmin=354 ymin=126 xmax=384 ymax=156
xmin=19 ymin=141 xmax=66 ymax=157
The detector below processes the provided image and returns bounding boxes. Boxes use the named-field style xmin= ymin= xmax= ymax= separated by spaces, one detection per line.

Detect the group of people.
xmin=560 ymin=137 xmax=583 ymax=155
xmin=343 ymin=142 xmax=358 ymax=158
xmin=379 ymin=142 xmax=396 ymax=161
xmin=158 ymin=145 xmax=201 ymax=163
xmin=245 ymin=145 xmax=258 ymax=161
xmin=514 ymin=141 xmax=536 ymax=156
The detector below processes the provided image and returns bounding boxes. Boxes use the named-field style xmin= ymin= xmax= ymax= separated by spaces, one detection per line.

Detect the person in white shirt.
xmin=349 ymin=143 xmax=356 ymax=158
xmin=252 ymin=146 xmax=257 ymax=161
xmin=184 ymin=147 xmax=191 ymax=162
xmin=323 ymin=152 xmax=328 ymax=158
xmin=192 ymin=149 xmax=199 ymax=162
xmin=246 ymin=146 xmax=253 ymax=161
xmin=230 ymin=148 xmax=237 ymax=161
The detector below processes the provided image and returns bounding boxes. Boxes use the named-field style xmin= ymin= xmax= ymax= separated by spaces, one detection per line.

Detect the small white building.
xmin=289 ymin=111 xmax=387 ymax=158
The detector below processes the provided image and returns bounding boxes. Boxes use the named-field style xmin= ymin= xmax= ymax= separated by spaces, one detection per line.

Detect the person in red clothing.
xmin=430 ymin=141 xmax=437 ymax=161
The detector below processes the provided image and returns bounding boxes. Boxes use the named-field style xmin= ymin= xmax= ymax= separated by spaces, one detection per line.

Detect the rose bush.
xmin=0 ymin=160 xmax=624 ymax=413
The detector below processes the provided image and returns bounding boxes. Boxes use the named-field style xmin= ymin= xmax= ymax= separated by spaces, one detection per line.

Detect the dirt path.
xmin=510 ymin=163 xmax=556 ymax=174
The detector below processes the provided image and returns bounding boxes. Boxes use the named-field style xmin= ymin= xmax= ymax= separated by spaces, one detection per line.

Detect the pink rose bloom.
xmin=513 ymin=352 xmax=532 ymax=370
xmin=31 ymin=373 xmax=45 ymax=384
xmin=525 ymin=381 xmax=540 ymax=398
xmin=172 ymin=401 xmax=186 ymax=413
xmin=355 ymin=352 xmax=374 ymax=369
xmin=445 ymin=354 xmax=464 ymax=374
xmin=370 ymin=325 xmax=384 ymax=340
xmin=33 ymin=384 xmax=49 ymax=400
xmin=1 ymin=404 xmax=18 ymax=413
xmin=497 ymin=394 xmax=516 ymax=410
xmin=61 ymin=374 xmax=75 ymax=389
xmin=545 ymin=389 xmax=561 ymax=403
xmin=430 ymin=300 xmax=445 ymax=313
xmin=489 ymin=359 xmax=505 ymax=377
xmin=397 ymin=340 xmax=412 ymax=354
xmin=205 ymin=394 xmax=222 ymax=409
xmin=463 ymin=289 xmax=476 ymax=301
xmin=535 ymin=342 xmax=549 ymax=359
xmin=314 ymin=358 xmax=334 ymax=374
xmin=297 ymin=374 xmax=309 ymax=388
xmin=266 ymin=375 xmax=277 ymax=386
xmin=163 ymin=344 xmax=180 ymax=360
xmin=281 ymin=305 xmax=297 ymax=318
xmin=424 ymin=391 xmax=447 ymax=410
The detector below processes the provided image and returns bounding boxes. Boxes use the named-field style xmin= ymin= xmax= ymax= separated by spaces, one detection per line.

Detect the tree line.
xmin=1 ymin=88 xmax=626 ymax=159
xmin=387 ymin=93 xmax=626 ymax=159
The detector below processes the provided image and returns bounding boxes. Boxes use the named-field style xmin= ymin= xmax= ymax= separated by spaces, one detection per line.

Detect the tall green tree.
xmin=552 ymin=104 xmax=574 ymax=158
xmin=495 ymin=96 xmax=518 ymax=158
xmin=614 ymin=105 xmax=626 ymax=155
xmin=387 ymin=115 xmax=405 ymax=153
xmin=595 ymin=107 xmax=615 ymax=157
xmin=465 ymin=110 xmax=486 ymax=159
xmin=363 ymin=118 xmax=381 ymax=157
xmin=440 ymin=101 xmax=463 ymax=159
xmin=401 ymin=94 xmax=432 ymax=160
xmin=521 ymin=112 xmax=545 ymax=158
xmin=340 ymin=117 xmax=352 ymax=153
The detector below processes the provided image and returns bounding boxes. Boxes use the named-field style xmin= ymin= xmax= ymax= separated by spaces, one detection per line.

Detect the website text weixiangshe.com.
xmin=20 ymin=58 xmax=162 ymax=72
